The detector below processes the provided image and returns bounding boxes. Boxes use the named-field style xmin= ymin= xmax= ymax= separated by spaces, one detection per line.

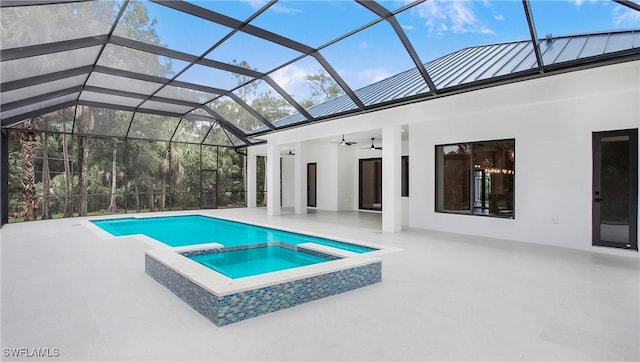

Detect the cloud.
xmin=243 ymin=0 xmax=301 ymax=14
xmin=402 ymin=24 xmax=414 ymax=31
xmin=614 ymin=6 xmax=640 ymax=26
xmin=270 ymin=63 xmax=313 ymax=100
xmin=244 ymin=0 xmax=269 ymax=10
xmin=570 ymin=0 xmax=601 ymax=7
xmin=413 ymin=0 xmax=496 ymax=36
xmin=269 ymin=4 xmax=303 ymax=15
xmin=359 ymin=41 xmax=371 ymax=50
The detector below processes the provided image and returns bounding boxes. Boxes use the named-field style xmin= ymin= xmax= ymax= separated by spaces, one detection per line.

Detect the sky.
xmin=137 ymin=0 xmax=640 ymax=101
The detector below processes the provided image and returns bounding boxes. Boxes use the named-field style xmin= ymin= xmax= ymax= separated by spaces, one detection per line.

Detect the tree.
xmin=75 ymin=105 xmax=95 ymax=216
xmin=19 ymin=120 xmax=37 ymax=221
xmin=126 ymin=140 xmax=161 ymax=213
xmin=4 ymin=1 xmax=172 ymax=221
xmin=40 ymin=118 xmax=51 ymax=220
xmin=304 ymin=71 xmax=342 ymax=105
xmin=158 ymin=145 xmax=184 ymax=210
xmin=61 ymin=129 xmax=73 ymax=217
xmin=107 ymin=142 xmax=118 ymax=213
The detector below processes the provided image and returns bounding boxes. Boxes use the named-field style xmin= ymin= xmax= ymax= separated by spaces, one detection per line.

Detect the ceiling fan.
xmin=332 ymin=134 xmax=358 ymax=146
xmin=362 ymin=138 xmax=382 ymax=150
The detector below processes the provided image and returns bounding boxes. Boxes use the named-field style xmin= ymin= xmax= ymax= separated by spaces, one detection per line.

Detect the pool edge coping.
xmin=145 ymin=244 xmax=381 ymax=297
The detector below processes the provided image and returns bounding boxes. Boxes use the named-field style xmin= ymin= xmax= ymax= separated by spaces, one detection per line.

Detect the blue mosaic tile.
xmin=145 ymin=254 xmax=381 ymax=326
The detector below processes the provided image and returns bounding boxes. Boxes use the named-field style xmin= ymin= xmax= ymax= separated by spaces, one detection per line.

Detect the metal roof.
xmin=1 ymin=1 xmax=639 ymax=147
xmin=266 ymin=29 xmax=640 ymax=132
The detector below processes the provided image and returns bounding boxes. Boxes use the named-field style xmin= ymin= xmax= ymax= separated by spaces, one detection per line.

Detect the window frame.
xmin=435 ymin=138 xmax=515 ymax=219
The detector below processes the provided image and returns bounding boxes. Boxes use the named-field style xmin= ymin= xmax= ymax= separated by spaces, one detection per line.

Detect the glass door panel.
xmin=307 ymin=163 xmax=317 ymax=207
xmin=359 ymin=158 xmax=382 ymax=211
xmin=593 ymin=130 xmax=638 ymax=250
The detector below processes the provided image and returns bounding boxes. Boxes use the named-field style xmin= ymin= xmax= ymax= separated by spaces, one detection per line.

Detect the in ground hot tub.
xmin=187 ymin=243 xmax=340 ymax=279
xmin=145 ymin=242 xmax=381 ymax=326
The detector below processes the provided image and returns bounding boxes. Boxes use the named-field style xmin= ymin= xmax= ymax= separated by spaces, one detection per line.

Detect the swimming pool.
xmin=92 ymin=215 xmax=376 ymax=253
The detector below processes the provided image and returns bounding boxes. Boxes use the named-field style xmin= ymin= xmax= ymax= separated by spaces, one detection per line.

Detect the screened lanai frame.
xmin=2 ymin=0 xmax=639 ymax=143
xmin=1 ymin=0 xmax=640 ymax=225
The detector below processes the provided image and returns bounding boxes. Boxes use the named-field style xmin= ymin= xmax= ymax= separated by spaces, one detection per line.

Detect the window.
xmin=436 ymin=139 xmax=515 ymax=218
xmin=402 ymin=156 xmax=409 ymax=197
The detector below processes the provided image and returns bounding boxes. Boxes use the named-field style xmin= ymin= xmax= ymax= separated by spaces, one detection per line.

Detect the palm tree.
xmin=107 ymin=141 xmax=118 ymax=213
xmin=61 ymin=129 xmax=73 ymax=217
xmin=40 ymin=127 xmax=51 ymax=219
xmin=19 ymin=119 xmax=37 ymax=221
xmin=127 ymin=141 xmax=161 ymax=212
xmin=158 ymin=145 xmax=184 ymax=210
xmin=75 ymin=105 xmax=94 ymax=216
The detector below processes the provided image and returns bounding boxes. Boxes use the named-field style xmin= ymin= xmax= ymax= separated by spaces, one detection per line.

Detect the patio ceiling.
xmin=1 ymin=0 xmax=639 ymax=148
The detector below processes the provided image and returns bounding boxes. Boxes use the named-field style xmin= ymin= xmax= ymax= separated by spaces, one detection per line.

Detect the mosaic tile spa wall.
xmin=145 ymin=252 xmax=382 ymax=326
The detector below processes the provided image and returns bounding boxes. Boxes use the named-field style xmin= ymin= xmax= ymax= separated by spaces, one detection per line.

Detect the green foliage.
xmin=250 ymin=92 xmax=292 ymax=122
xmin=5 ymin=1 xmax=266 ymax=221
xmin=304 ymin=71 xmax=343 ymax=104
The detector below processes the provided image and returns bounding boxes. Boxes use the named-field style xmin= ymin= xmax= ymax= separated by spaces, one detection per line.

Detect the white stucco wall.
xmin=408 ymin=61 xmax=639 ymax=254
xmin=258 ymin=61 xmax=640 ymax=254
xmin=305 ymin=140 xmax=338 ymax=210
xmin=281 ymin=155 xmax=295 ymax=208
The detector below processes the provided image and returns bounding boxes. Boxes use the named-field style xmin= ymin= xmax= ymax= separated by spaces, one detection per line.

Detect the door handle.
xmin=594 ymin=197 xmax=604 ymax=202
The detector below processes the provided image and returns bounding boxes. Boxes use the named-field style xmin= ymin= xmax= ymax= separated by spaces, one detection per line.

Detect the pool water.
xmin=188 ymin=246 xmax=331 ymax=279
xmin=92 ymin=215 xmax=375 ymax=253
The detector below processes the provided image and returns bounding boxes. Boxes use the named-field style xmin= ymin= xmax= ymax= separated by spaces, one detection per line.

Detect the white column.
xmin=382 ymin=125 xmax=402 ymax=232
xmin=246 ymin=147 xmax=257 ymax=208
xmin=266 ymin=143 xmax=281 ymax=216
xmin=294 ymin=142 xmax=307 ymax=214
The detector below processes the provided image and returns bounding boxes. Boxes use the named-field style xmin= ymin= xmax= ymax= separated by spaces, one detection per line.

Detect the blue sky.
xmin=144 ymin=0 xmax=639 ymax=100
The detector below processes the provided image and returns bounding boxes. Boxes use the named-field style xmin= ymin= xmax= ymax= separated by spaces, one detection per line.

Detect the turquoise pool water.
xmin=188 ymin=245 xmax=331 ymax=279
xmin=92 ymin=215 xmax=376 ymax=253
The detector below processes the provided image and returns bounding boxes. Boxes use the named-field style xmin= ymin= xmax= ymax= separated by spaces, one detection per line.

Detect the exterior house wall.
xmin=281 ymin=155 xmax=295 ymax=208
xmin=305 ymin=140 xmax=339 ymax=210
xmin=407 ymin=62 xmax=639 ymax=254
xmin=260 ymin=61 xmax=640 ymax=254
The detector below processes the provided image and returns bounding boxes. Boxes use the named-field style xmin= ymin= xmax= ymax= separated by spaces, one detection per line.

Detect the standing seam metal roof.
xmin=261 ymin=29 xmax=640 ymax=134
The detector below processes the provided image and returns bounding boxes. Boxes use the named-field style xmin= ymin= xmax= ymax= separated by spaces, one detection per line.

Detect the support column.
xmin=1 ymin=129 xmax=8 ymax=226
xmin=294 ymin=142 xmax=307 ymax=214
xmin=246 ymin=147 xmax=257 ymax=208
xmin=266 ymin=143 xmax=281 ymax=216
xmin=382 ymin=125 xmax=402 ymax=232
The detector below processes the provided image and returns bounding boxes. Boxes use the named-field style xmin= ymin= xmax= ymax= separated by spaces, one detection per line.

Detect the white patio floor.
xmin=1 ymin=208 xmax=638 ymax=361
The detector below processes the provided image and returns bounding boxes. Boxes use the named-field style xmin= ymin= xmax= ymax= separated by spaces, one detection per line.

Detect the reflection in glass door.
xmin=592 ymin=129 xmax=638 ymax=250
xmin=307 ymin=163 xmax=317 ymax=207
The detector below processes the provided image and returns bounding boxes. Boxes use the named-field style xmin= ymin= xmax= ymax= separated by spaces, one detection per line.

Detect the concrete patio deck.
xmin=1 ymin=208 xmax=638 ymax=361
